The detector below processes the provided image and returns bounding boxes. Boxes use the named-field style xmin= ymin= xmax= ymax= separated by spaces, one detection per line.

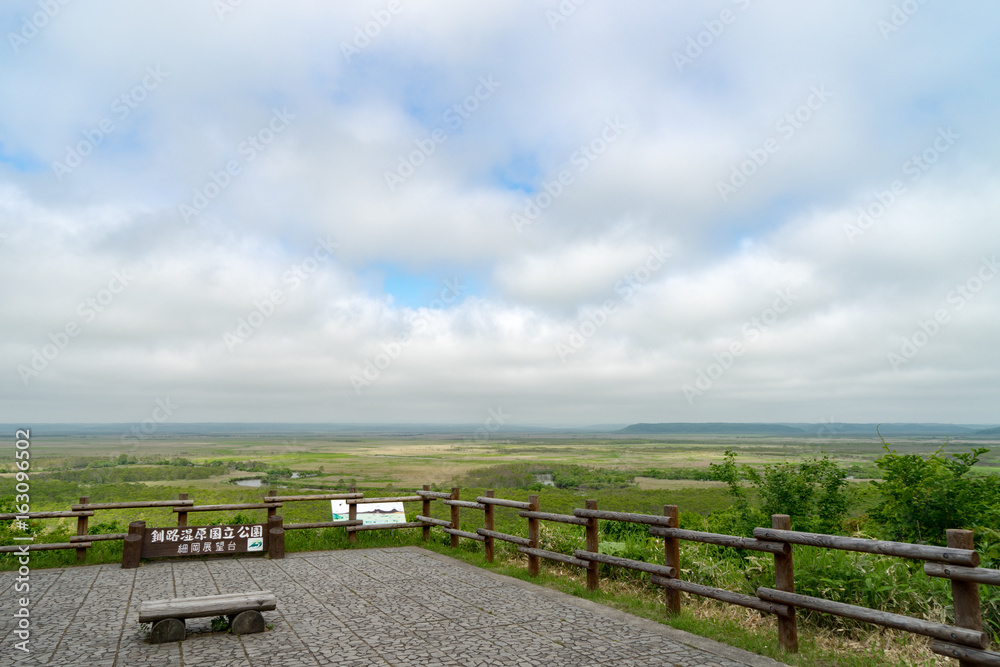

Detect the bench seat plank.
xmin=139 ymin=591 xmax=276 ymax=623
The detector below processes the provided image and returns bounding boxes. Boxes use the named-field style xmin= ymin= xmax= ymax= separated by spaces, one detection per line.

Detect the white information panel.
xmin=331 ymin=499 xmax=406 ymax=525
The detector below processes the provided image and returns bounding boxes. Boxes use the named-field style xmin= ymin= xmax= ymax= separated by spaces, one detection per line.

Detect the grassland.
xmin=6 ymin=431 xmax=997 ymax=548
xmin=12 ymin=430 xmax=999 ymax=486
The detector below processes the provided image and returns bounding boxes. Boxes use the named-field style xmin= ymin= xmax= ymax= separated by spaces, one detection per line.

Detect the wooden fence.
xmin=3 ymin=486 xmax=999 ymax=663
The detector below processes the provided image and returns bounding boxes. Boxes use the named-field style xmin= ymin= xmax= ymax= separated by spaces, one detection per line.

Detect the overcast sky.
xmin=2 ymin=1 xmax=999 ymax=427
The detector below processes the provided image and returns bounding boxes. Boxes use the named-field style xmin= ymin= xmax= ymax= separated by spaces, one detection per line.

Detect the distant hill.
xmin=618 ymin=423 xmax=997 ymax=437
xmin=620 ymin=423 xmax=805 ymax=435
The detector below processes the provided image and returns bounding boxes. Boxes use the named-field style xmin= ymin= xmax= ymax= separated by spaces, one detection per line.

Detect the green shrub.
xmin=708 ymin=449 xmax=850 ymax=535
xmin=869 ymin=442 xmax=1000 ymax=544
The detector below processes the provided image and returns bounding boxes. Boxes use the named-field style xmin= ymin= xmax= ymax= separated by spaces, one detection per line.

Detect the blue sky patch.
xmin=0 ymin=142 xmax=44 ymax=172
xmin=364 ymin=262 xmax=481 ymax=309
xmin=492 ymin=152 xmax=541 ymax=193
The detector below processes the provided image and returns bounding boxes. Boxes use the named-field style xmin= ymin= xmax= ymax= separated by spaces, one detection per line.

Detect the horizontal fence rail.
xmin=651 ymin=575 xmax=791 ymax=617
xmin=70 ymin=533 xmax=125 ymax=542
xmin=71 ymin=500 xmax=193 ymax=510
xmin=931 ymin=640 xmax=1000 ymax=665
xmin=574 ymin=550 xmax=677 ymax=578
xmin=416 ymin=489 xmax=452 ymax=499
xmin=925 ymin=562 xmax=1000 ymax=586
xmin=174 ymin=503 xmax=280 ymax=513
xmin=476 ymin=496 xmax=531 ymax=510
xmin=0 ymin=511 xmax=93 ymax=520
xmin=264 ymin=493 xmax=362 ymax=502
xmin=283 ymin=520 xmax=362 ymax=530
xmin=573 ymin=508 xmax=675 ymax=527
xmin=441 ymin=499 xmax=486 ymax=510
xmin=649 ymin=526 xmax=790 ymax=554
xmin=0 ymin=542 xmax=93 ymax=553
xmin=519 ymin=546 xmax=589 ymax=568
xmin=752 ymin=527 xmax=979 ymax=566
xmin=347 ymin=495 xmax=424 ymax=504
xmin=757 ymin=587 xmax=989 ymax=649
xmin=518 ymin=510 xmax=588 ymax=526
xmin=476 ymin=528 xmax=530 ymax=546
xmin=442 ymin=527 xmax=485 ymax=542
xmin=415 ymin=515 xmax=452 ymax=528
xmin=347 ymin=521 xmax=426 ymax=532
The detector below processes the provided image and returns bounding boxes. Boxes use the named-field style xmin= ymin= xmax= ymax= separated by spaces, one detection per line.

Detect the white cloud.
xmin=1 ymin=1 xmax=999 ymax=424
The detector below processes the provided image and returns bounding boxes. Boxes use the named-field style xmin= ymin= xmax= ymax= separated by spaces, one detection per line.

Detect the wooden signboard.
xmin=141 ymin=524 xmax=267 ymax=559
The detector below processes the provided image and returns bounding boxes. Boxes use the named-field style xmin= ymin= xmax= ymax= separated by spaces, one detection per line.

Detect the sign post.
xmin=134 ymin=523 xmax=267 ymax=562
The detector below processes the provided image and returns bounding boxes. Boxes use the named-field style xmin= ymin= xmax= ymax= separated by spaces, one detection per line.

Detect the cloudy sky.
xmin=2 ymin=1 xmax=999 ymax=426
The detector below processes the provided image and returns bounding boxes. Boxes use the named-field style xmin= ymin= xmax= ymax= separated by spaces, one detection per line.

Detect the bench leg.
xmin=229 ymin=610 xmax=265 ymax=635
xmin=149 ymin=618 xmax=185 ymax=643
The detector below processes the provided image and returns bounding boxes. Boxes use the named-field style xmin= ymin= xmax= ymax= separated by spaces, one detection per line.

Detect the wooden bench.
xmin=138 ymin=591 xmax=277 ymax=643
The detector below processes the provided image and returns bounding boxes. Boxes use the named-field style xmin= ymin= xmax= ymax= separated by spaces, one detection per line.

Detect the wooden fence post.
xmin=484 ymin=489 xmax=495 ymax=563
xmin=76 ymin=496 xmax=89 ymax=563
xmin=528 ymin=494 xmax=540 ymax=576
xmin=266 ymin=490 xmax=277 ymax=519
xmin=663 ymin=504 xmax=680 ymax=614
xmin=348 ymin=486 xmax=357 ymax=544
xmin=176 ymin=493 xmax=188 ymax=528
xmin=122 ymin=520 xmax=145 ymax=569
xmin=422 ymin=485 xmax=431 ymax=542
xmin=450 ymin=488 xmax=460 ymax=549
xmin=947 ymin=528 xmax=982 ymax=667
xmin=585 ymin=499 xmax=599 ymax=591
xmin=268 ymin=514 xmax=285 ymax=560
xmin=772 ymin=514 xmax=798 ymax=653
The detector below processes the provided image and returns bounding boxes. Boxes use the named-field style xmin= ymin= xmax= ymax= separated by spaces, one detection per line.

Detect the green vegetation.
xmin=38 ymin=465 xmax=227 ymax=484
xmin=708 ymin=449 xmax=852 ymax=535
xmin=871 ymin=443 xmax=1000 ymax=544
xmin=459 ymin=462 xmax=636 ymax=490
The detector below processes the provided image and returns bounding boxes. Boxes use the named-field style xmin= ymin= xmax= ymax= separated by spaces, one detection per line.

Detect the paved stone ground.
xmin=0 ymin=547 xmax=785 ymax=666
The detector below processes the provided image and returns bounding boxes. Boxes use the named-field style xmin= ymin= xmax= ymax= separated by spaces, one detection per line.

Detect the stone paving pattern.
xmin=0 ymin=547 xmax=783 ymax=666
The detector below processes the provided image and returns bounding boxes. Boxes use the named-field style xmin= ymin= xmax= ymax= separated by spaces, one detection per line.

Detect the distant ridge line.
xmin=620 ymin=423 xmax=804 ymax=435
xmin=618 ymin=423 xmax=1000 ymax=436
